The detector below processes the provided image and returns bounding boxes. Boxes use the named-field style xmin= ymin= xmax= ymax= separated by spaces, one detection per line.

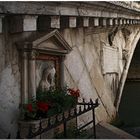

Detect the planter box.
xmin=19 ymin=118 xmax=63 ymax=139
xmin=18 ymin=108 xmax=77 ymax=138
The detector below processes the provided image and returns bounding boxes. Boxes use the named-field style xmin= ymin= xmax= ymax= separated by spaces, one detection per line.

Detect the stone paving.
xmin=121 ymin=127 xmax=140 ymax=138
xmin=95 ymin=122 xmax=137 ymax=139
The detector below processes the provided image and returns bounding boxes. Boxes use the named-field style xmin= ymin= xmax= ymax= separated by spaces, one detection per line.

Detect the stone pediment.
xmin=17 ymin=29 xmax=72 ymax=55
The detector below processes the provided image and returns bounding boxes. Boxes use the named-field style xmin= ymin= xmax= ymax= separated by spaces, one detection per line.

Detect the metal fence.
xmin=8 ymin=98 xmax=99 ymax=139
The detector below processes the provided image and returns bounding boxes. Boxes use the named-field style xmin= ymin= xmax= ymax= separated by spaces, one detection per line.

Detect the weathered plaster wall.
xmin=0 ymin=33 xmax=20 ymax=138
xmin=0 ymin=29 xmax=38 ymax=138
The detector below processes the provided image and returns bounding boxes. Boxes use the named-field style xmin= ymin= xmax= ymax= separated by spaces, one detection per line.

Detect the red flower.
xmin=68 ymin=88 xmax=80 ymax=97
xmin=26 ymin=104 xmax=33 ymax=112
xmin=37 ymin=102 xmax=49 ymax=112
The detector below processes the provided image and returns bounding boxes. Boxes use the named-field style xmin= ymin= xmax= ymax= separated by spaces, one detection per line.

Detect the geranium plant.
xmin=21 ymin=87 xmax=80 ymax=121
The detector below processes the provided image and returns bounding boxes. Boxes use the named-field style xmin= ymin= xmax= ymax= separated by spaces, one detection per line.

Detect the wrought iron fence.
xmin=8 ymin=98 xmax=99 ymax=139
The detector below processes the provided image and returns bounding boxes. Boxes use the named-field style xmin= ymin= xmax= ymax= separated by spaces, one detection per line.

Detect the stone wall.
xmin=0 ymin=29 xmax=39 ymax=138
xmin=0 ymin=24 xmax=140 ymax=138
xmin=61 ymin=28 xmax=117 ymax=125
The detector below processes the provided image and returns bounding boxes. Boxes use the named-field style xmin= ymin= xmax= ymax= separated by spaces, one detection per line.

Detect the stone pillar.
xmin=23 ymin=15 xmax=38 ymax=31
xmin=22 ymin=51 xmax=29 ymax=104
xmin=60 ymin=56 xmax=65 ymax=88
xmin=28 ymin=51 xmax=36 ymax=99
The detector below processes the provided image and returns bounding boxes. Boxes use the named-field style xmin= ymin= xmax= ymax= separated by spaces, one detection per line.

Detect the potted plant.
xmin=19 ymin=87 xmax=80 ymax=138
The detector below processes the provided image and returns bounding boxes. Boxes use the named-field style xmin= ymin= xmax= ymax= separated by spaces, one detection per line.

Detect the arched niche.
xmin=17 ymin=30 xmax=72 ymax=104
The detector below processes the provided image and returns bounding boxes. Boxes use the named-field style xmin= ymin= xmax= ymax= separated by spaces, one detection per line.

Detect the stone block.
xmin=23 ymin=15 xmax=37 ymax=31
xmin=114 ymin=19 xmax=118 ymax=25
xmin=102 ymin=18 xmax=107 ymax=26
xmin=94 ymin=18 xmax=99 ymax=26
xmin=51 ymin=16 xmax=60 ymax=28
xmin=83 ymin=17 xmax=89 ymax=27
xmin=69 ymin=17 xmax=76 ymax=28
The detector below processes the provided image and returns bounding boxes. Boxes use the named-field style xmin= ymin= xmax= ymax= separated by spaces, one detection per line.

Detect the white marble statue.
xmin=38 ymin=65 xmax=56 ymax=92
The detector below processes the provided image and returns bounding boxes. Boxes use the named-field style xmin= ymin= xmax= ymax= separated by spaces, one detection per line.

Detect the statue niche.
xmin=38 ymin=64 xmax=56 ymax=92
xmin=17 ymin=29 xmax=72 ymax=104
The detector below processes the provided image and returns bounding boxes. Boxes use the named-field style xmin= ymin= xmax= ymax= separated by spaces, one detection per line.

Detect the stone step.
xmin=96 ymin=122 xmax=137 ymax=139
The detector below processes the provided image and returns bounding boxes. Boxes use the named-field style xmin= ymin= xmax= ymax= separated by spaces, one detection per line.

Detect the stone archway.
xmin=118 ymin=38 xmax=140 ymax=126
xmin=114 ymin=29 xmax=140 ymax=110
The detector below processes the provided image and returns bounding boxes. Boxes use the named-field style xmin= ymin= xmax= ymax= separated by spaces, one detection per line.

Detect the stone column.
xmin=22 ymin=51 xmax=29 ymax=104
xmin=28 ymin=51 xmax=36 ymax=99
xmin=60 ymin=56 xmax=65 ymax=88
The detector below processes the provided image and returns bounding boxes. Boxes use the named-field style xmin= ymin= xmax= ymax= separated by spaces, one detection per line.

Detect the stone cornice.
xmin=0 ymin=1 xmax=139 ymax=18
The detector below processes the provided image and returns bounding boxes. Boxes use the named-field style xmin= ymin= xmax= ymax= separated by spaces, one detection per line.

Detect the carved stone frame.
xmin=17 ymin=30 xmax=72 ymax=104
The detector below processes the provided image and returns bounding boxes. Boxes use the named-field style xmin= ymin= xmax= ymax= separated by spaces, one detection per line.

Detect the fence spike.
xmin=88 ymin=103 xmax=90 ymax=109
xmin=83 ymin=98 xmax=85 ymax=103
xmin=79 ymin=106 xmax=82 ymax=113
